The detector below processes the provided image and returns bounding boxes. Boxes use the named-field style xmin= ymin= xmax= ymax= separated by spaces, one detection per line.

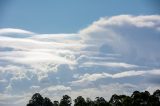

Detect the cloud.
xmin=0 ymin=93 xmax=30 ymax=106
xmin=41 ymin=85 xmax=71 ymax=93
xmin=70 ymin=83 xmax=138 ymax=100
xmin=79 ymin=15 xmax=160 ymax=65
xmin=0 ymin=15 xmax=160 ymax=105
xmin=0 ymin=31 xmax=79 ymax=75
xmin=0 ymin=28 xmax=34 ymax=38
xmin=71 ymin=69 xmax=160 ymax=85
xmin=0 ymin=28 xmax=33 ymax=34
xmin=80 ymin=15 xmax=160 ymax=35
xmin=81 ymin=62 xmax=138 ymax=68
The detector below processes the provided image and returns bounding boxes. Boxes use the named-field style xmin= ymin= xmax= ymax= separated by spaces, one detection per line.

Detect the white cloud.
xmin=0 ymin=28 xmax=33 ymax=34
xmin=79 ymin=15 xmax=160 ymax=65
xmin=0 ymin=28 xmax=34 ymax=38
xmin=71 ymin=69 xmax=160 ymax=85
xmin=0 ymin=34 xmax=79 ymax=75
xmin=80 ymin=15 xmax=160 ymax=35
xmin=81 ymin=62 xmax=138 ymax=68
xmin=41 ymin=85 xmax=71 ymax=93
xmin=30 ymin=86 xmax=40 ymax=90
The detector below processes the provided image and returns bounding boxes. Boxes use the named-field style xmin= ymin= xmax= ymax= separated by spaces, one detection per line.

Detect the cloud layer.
xmin=0 ymin=15 xmax=160 ymax=105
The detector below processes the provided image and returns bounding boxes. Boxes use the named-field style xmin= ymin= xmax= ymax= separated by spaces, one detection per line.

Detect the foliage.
xmin=59 ymin=95 xmax=72 ymax=106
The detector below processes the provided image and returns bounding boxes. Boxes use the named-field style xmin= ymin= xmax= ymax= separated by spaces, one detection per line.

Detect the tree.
xmin=131 ymin=91 xmax=151 ymax=106
xmin=131 ymin=91 xmax=142 ymax=106
xmin=86 ymin=98 xmax=94 ymax=106
xmin=94 ymin=97 xmax=109 ymax=106
xmin=53 ymin=101 xmax=59 ymax=106
xmin=74 ymin=96 xmax=86 ymax=106
xmin=148 ymin=95 xmax=160 ymax=106
xmin=27 ymin=93 xmax=44 ymax=106
xmin=121 ymin=96 xmax=132 ymax=106
xmin=109 ymin=94 xmax=122 ymax=106
xmin=43 ymin=97 xmax=53 ymax=106
xmin=26 ymin=89 xmax=160 ymax=106
xmin=153 ymin=89 xmax=160 ymax=101
xmin=59 ymin=95 xmax=72 ymax=106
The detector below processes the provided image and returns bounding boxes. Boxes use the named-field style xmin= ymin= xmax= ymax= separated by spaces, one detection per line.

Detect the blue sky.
xmin=0 ymin=1 xmax=160 ymax=106
xmin=1 ymin=0 xmax=160 ymax=33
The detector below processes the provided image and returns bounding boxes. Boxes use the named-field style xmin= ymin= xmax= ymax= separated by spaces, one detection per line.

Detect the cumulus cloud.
xmin=79 ymin=15 xmax=160 ymax=65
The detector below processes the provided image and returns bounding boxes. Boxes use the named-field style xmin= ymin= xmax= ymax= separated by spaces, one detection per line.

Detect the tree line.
xmin=27 ymin=89 xmax=160 ymax=106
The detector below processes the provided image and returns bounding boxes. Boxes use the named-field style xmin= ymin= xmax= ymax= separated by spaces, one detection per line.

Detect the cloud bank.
xmin=0 ymin=15 xmax=160 ymax=105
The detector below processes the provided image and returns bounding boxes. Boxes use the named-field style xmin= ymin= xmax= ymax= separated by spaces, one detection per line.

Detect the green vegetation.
xmin=27 ymin=89 xmax=160 ymax=106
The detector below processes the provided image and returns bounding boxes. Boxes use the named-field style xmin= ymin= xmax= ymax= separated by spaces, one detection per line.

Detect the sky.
xmin=0 ymin=0 xmax=160 ymax=106
xmin=0 ymin=0 xmax=160 ymax=33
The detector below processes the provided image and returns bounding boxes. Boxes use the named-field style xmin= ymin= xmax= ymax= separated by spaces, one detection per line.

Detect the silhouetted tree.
xmin=121 ymin=95 xmax=132 ymax=106
xmin=131 ymin=91 xmax=153 ymax=106
xmin=109 ymin=94 xmax=123 ymax=106
xmin=43 ymin=97 xmax=53 ymax=106
xmin=74 ymin=96 xmax=86 ymax=106
xmin=153 ymin=89 xmax=160 ymax=101
xmin=59 ymin=95 xmax=71 ymax=106
xmin=94 ymin=97 xmax=109 ymax=106
xmin=148 ymin=95 xmax=160 ymax=106
xmin=53 ymin=101 xmax=59 ymax=106
xmin=26 ymin=89 xmax=160 ymax=106
xmin=86 ymin=98 xmax=94 ymax=106
xmin=27 ymin=93 xmax=44 ymax=106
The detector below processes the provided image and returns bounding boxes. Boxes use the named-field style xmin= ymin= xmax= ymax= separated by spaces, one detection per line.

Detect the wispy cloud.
xmin=81 ymin=62 xmax=138 ymax=68
xmin=71 ymin=69 xmax=160 ymax=85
